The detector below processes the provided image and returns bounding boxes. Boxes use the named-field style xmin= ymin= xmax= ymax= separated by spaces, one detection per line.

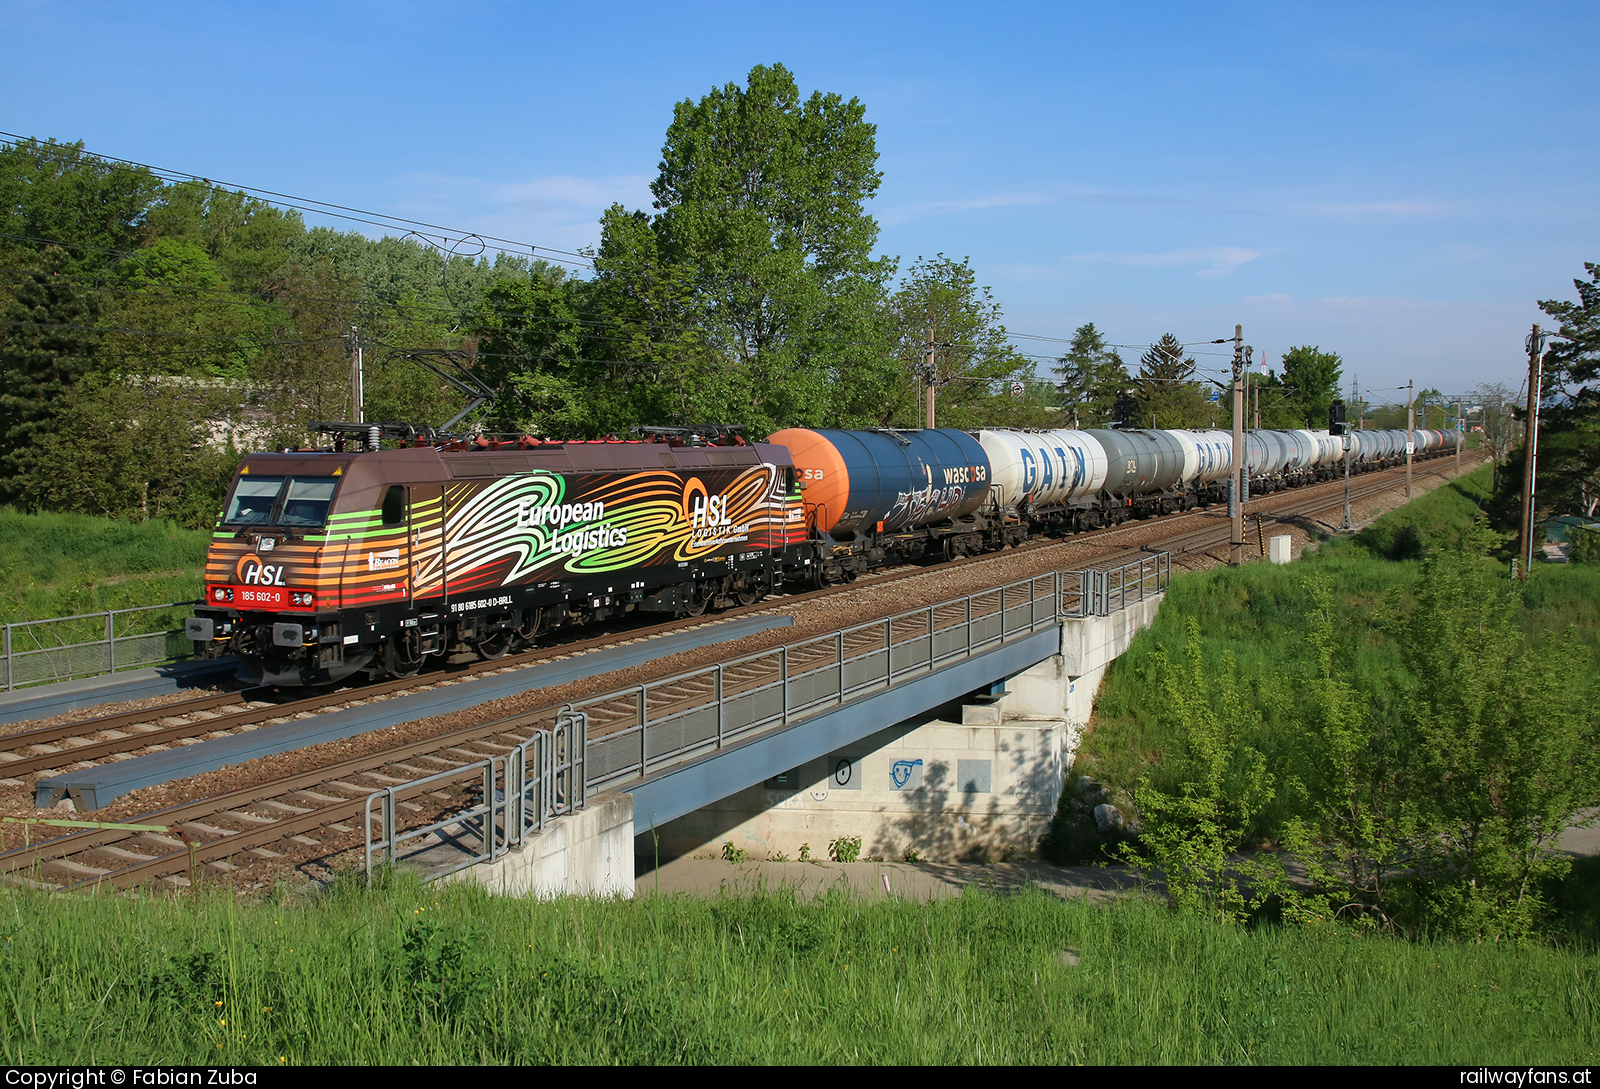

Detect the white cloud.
xmin=1066 ymin=247 xmax=1266 ymax=278
xmin=879 ymin=190 xmax=1054 ymax=225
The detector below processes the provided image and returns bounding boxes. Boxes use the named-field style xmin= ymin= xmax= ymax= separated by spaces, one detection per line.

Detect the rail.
xmin=362 ymin=553 xmax=1168 ymax=880
xmin=2 ymin=601 xmax=199 ymax=692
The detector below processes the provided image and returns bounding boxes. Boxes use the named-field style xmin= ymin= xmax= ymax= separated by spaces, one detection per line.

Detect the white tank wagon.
xmin=973 ymin=428 xmax=1109 ymax=532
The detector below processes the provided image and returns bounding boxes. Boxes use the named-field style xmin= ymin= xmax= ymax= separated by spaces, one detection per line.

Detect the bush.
xmin=1567 ymin=525 xmax=1600 ymax=565
xmin=828 ymin=835 xmax=861 ymax=863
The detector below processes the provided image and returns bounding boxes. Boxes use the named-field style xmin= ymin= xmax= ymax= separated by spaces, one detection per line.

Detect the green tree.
xmin=1394 ymin=532 xmax=1600 ymax=940
xmin=23 ymin=372 xmax=236 ymax=527
xmin=0 ymin=138 xmax=161 ymax=263
xmin=472 ymin=263 xmax=666 ymax=437
xmin=1469 ymin=381 xmax=1520 ymax=486
xmin=1133 ymin=334 xmax=1210 ymax=428
xmin=886 ymin=254 xmax=1050 ymax=430
xmin=1054 ymin=322 xmax=1129 ymax=429
xmin=1283 ymin=524 xmax=1600 ymax=939
xmin=143 ymin=179 xmax=304 ymax=295
xmin=1279 ymin=345 xmax=1343 ymax=429
xmin=0 ymin=248 xmax=99 ymax=502
xmin=595 ymin=63 xmax=899 ymax=433
xmin=1280 ymin=576 xmax=1428 ymax=929
xmin=1517 ymin=263 xmax=1600 ymax=519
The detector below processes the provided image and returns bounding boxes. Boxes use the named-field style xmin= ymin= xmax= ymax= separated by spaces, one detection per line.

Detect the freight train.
xmin=186 ymin=423 xmax=1457 ymax=686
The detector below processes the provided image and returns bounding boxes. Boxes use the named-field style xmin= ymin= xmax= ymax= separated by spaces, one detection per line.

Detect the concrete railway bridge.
xmin=375 ymin=553 xmax=1172 ymax=897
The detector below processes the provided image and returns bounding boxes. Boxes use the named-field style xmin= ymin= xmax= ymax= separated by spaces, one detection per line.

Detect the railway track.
xmin=0 ymin=557 xmax=1018 ymax=794
xmin=0 ymin=581 xmax=1038 ymax=891
xmin=0 ymin=456 xmax=1473 ymax=892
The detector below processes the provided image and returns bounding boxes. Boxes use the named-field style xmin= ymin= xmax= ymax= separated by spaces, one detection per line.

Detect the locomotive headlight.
xmin=213 ymin=587 xmax=233 ymax=602
xmin=291 ymin=591 xmax=314 ymax=606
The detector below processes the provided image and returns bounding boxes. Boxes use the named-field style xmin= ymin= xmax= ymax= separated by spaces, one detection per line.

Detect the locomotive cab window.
xmin=381 ymin=485 xmax=405 ymax=526
xmin=224 ymin=477 xmax=284 ymax=525
xmin=279 ymin=478 xmax=339 ymax=528
xmin=221 ymin=475 xmax=340 ymax=529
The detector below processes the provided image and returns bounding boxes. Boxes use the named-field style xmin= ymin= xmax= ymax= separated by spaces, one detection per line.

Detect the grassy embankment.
xmin=0 ymin=873 xmax=1593 ymax=1065
xmin=0 ymin=508 xmax=209 ymax=628
xmin=1074 ymin=464 xmax=1600 ymax=802
xmin=1053 ymin=463 xmax=1600 ymax=938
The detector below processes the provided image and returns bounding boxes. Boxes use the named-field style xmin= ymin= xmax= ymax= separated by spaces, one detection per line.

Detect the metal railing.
xmin=1060 ymin=552 xmax=1170 ymax=618
xmin=583 ymin=573 xmax=1061 ymax=792
xmin=361 ymin=552 xmax=1169 ymax=880
xmin=3 ymin=601 xmax=200 ymax=692
xmin=364 ymin=708 xmax=586 ymax=882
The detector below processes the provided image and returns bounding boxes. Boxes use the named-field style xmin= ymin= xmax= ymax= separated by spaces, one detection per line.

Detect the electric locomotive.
xmin=187 ymin=429 xmax=806 ymax=686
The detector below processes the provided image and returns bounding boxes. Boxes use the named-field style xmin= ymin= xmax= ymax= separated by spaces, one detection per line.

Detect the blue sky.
xmin=3 ymin=0 xmax=1595 ymax=403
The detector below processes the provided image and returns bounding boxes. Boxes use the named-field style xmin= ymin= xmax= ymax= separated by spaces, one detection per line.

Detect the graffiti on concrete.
xmin=890 ymin=758 xmax=924 ymax=790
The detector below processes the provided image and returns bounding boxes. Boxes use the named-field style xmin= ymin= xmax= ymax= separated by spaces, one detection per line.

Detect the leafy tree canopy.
xmin=886 ymin=254 xmax=1051 ymax=430
xmin=1530 ymin=263 xmax=1600 ymax=517
xmin=589 ymin=63 xmax=899 ymax=434
xmin=1280 ymin=344 xmax=1343 ymax=429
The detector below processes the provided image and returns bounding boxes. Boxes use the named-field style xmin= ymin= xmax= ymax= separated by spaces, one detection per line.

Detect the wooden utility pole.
xmin=924 ymin=325 xmax=936 ymax=429
xmin=1231 ymin=324 xmax=1246 ymax=566
xmin=1341 ymin=378 xmax=1357 ymax=531
xmin=1517 ymin=324 xmax=1546 ymax=579
xmin=1405 ymin=379 xmax=1414 ymax=498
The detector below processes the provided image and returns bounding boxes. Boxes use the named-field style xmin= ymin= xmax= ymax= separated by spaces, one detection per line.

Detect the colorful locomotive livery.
xmin=190 ymin=424 xmax=1458 ymax=686
xmin=191 ymin=438 xmax=800 ymax=685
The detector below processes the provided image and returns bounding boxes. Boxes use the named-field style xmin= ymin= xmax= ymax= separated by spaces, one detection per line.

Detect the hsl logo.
xmin=235 ymin=554 xmax=287 ymax=586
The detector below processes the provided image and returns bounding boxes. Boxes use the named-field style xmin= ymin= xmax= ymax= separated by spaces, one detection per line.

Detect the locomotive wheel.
xmin=475 ymin=629 xmax=514 ymax=660
xmin=683 ymin=583 xmax=710 ymax=618
xmin=383 ymin=629 xmax=424 ymax=679
xmin=736 ymin=582 xmax=762 ymax=607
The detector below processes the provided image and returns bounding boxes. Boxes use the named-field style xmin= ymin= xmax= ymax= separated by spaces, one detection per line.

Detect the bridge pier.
xmin=453 ymin=791 xmax=635 ymax=899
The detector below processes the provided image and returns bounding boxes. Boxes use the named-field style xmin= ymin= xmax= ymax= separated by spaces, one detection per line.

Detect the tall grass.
xmin=0 ymin=508 xmax=210 ymax=625
xmin=0 ymin=875 xmax=1592 ymax=1065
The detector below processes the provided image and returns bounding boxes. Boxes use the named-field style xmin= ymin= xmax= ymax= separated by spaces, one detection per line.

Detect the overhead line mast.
xmin=1517 ymin=323 xmax=1547 ymax=580
xmin=1231 ymin=324 xmax=1246 ymax=566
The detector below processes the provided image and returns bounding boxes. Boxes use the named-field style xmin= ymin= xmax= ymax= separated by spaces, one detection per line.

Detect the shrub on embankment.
xmin=0 ymin=873 xmax=1594 ymax=1065
xmin=1047 ymin=465 xmax=1600 ymax=943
